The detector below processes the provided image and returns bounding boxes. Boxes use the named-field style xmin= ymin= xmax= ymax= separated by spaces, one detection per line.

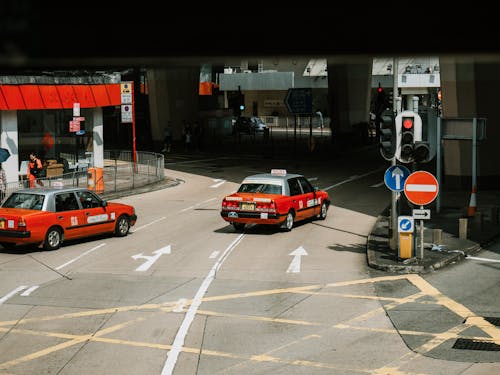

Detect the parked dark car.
xmin=233 ymin=116 xmax=268 ymax=134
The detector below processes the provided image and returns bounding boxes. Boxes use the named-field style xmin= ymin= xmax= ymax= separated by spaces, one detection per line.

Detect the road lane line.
xmin=370 ymin=181 xmax=385 ymax=188
xmin=55 ymin=243 xmax=106 ymax=270
xmin=466 ymin=255 xmax=500 ymax=263
xmin=209 ymin=251 xmax=219 ymax=259
xmin=161 ymin=233 xmax=245 ymax=375
xmin=210 ymin=179 xmax=226 ymax=188
xmin=0 ymin=286 xmax=28 ymax=305
xmin=322 ymin=168 xmax=384 ymax=191
xmin=131 ymin=216 xmax=166 ymax=232
xmin=179 ymin=197 xmax=217 ymax=212
xmin=20 ymin=286 xmax=39 ymax=296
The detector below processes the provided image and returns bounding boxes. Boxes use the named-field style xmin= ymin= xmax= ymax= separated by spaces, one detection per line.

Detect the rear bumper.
xmin=221 ymin=211 xmax=285 ymax=224
xmin=0 ymin=230 xmax=31 ymax=239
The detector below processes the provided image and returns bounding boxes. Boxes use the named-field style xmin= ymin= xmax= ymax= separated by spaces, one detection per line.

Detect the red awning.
xmin=0 ymin=84 xmax=121 ymax=110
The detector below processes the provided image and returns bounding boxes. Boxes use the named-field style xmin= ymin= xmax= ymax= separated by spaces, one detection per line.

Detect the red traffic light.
xmin=377 ymin=87 xmax=383 ymax=93
xmin=402 ymin=117 xmax=414 ymax=129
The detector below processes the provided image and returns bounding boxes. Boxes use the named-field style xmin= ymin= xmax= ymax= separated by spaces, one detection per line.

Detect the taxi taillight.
xmin=17 ymin=218 xmax=26 ymax=228
xmin=222 ymin=198 xmax=239 ymax=210
xmin=256 ymin=200 xmax=276 ymax=213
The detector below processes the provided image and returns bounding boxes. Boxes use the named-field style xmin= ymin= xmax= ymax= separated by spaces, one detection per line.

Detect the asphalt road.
xmin=0 ymin=146 xmax=498 ymax=374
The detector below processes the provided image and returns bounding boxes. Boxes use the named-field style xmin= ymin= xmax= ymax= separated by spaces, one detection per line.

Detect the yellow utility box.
xmin=399 ymin=233 xmax=413 ymax=259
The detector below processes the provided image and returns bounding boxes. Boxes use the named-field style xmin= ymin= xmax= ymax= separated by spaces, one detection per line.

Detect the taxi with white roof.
xmin=220 ymin=169 xmax=330 ymax=231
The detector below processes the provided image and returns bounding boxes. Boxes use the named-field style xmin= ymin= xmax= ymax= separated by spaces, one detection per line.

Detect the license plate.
xmin=240 ymin=202 xmax=255 ymax=211
xmin=0 ymin=220 xmax=4 ymax=229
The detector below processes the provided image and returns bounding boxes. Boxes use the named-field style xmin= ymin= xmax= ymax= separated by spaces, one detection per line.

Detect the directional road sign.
xmin=284 ymin=88 xmax=313 ymax=114
xmin=398 ymin=216 xmax=414 ymax=233
xmin=384 ymin=165 xmax=411 ymax=192
xmin=412 ymin=208 xmax=431 ymax=220
xmin=404 ymin=171 xmax=439 ymax=206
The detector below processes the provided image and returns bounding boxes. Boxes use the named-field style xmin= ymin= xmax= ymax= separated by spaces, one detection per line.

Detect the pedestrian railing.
xmin=3 ymin=150 xmax=165 ymax=202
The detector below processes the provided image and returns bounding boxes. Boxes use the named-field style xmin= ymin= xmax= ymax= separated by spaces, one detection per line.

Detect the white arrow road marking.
xmin=55 ymin=243 xmax=106 ymax=270
xmin=0 ymin=286 xmax=28 ymax=305
xmin=210 ymin=179 xmax=226 ymax=188
xmin=286 ymin=246 xmax=308 ymax=273
xmin=132 ymin=245 xmax=171 ymax=272
xmin=392 ymin=167 xmax=404 ymax=190
xmin=20 ymin=285 xmax=39 ymax=296
xmin=466 ymin=256 xmax=500 ymax=263
xmin=406 ymin=184 xmax=437 ymax=192
xmin=161 ymin=233 xmax=245 ymax=375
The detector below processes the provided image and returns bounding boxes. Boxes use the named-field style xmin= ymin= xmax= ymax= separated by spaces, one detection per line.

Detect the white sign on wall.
xmin=121 ymin=104 xmax=133 ymax=123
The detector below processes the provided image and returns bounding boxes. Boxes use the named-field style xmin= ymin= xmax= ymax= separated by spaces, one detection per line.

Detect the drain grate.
xmin=453 ymin=338 xmax=500 ymax=351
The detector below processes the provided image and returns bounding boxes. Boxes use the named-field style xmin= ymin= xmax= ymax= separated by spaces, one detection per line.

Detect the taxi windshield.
xmin=238 ymin=183 xmax=282 ymax=195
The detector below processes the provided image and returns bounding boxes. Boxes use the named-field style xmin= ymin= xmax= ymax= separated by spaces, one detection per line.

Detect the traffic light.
xmin=395 ymin=111 xmax=430 ymax=163
xmin=374 ymin=84 xmax=390 ymax=116
xmin=400 ymin=116 xmax=415 ymax=162
xmin=378 ymin=111 xmax=395 ymax=161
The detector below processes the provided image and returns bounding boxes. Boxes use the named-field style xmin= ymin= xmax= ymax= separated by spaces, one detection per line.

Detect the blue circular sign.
xmin=384 ymin=165 xmax=411 ymax=192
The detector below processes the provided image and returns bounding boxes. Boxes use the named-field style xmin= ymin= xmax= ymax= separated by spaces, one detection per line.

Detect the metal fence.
xmin=4 ymin=150 xmax=165 ymax=200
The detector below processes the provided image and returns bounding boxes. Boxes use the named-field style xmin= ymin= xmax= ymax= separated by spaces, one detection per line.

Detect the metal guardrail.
xmin=3 ymin=150 xmax=165 ymax=202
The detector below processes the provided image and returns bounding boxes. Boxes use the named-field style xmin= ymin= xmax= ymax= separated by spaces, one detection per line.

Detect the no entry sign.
xmin=404 ymin=171 xmax=439 ymax=206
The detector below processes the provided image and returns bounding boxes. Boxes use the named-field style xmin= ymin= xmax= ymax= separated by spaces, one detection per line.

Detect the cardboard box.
xmin=45 ymin=164 xmax=64 ymax=177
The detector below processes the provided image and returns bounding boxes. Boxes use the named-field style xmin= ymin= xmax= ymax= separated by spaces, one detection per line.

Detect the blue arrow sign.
xmin=284 ymin=88 xmax=313 ymax=114
xmin=384 ymin=165 xmax=411 ymax=192
xmin=398 ymin=216 xmax=414 ymax=233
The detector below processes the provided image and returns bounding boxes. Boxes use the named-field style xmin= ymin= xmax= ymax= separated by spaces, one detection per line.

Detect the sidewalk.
xmin=367 ymin=189 xmax=500 ymax=273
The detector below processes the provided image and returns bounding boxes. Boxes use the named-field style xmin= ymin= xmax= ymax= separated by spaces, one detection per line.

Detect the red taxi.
xmin=0 ymin=187 xmax=137 ymax=251
xmin=220 ymin=169 xmax=330 ymax=231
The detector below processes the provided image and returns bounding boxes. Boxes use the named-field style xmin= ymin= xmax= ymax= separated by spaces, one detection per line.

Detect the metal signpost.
xmin=404 ymin=171 xmax=439 ymax=259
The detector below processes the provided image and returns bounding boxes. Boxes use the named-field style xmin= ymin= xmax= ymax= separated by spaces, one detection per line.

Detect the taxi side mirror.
xmin=101 ymin=200 xmax=108 ymax=207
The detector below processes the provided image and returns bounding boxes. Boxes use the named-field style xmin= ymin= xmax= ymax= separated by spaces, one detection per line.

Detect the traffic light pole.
xmin=389 ymin=58 xmax=399 ymax=251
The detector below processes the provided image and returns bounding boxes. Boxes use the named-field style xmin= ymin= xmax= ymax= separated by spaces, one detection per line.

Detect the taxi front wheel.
xmin=115 ymin=215 xmax=130 ymax=237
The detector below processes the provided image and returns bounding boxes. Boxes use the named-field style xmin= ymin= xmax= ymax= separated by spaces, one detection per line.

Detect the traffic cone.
xmin=467 ymin=186 xmax=477 ymax=217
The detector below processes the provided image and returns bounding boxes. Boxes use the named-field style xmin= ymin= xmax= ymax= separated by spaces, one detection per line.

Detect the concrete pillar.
xmin=326 ymin=58 xmax=372 ymax=135
xmin=0 ymin=111 xmax=19 ymax=184
xmin=92 ymin=107 xmax=104 ymax=168
xmin=147 ymin=68 xmax=200 ymax=144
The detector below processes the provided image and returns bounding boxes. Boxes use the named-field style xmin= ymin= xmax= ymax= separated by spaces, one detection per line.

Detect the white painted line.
xmin=173 ymin=298 xmax=187 ymax=312
xmin=210 ymin=179 xmax=226 ymax=188
xmin=466 ymin=256 xmax=500 ymax=263
xmin=161 ymin=233 xmax=245 ymax=375
xmin=209 ymin=251 xmax=219 ymax=259
xmin=308 ymin=177 xmax=318 ymax=181
xmin=131 ymin=217 xmax=166 ymax=233
xmin=405 ymin=184 xmax=437 ymax=192
xmin=179 ymin=197 xmax=217 ymax=213
xmin=322 ymin=168 xmax=384 ymax=191
xmin=370 ymin=181 xmax=385 ymax=188
xmin=20 ymin=285 xmax=39 ymax=296
xmin=55 ymin=243 xmax=106 ymax=270
xmin=0 ymin=286 xmax=28 ymax=305
xmin=132 ymin=245 xmax=171 ymax=272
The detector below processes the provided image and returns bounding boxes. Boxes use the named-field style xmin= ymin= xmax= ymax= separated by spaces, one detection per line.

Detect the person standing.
xmin=27 ymin=151 xmax=44 ymax=188
xmin=162 ymin=121 xmax=173 ymax=153
xmin=0 ymin=163 xmax=6 ymax=202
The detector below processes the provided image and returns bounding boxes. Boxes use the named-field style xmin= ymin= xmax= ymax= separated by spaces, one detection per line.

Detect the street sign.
xmin=76 ymin=130 xmax=85 ymax=135
xmin=73 ymin=102 xmax=80 ymax=117
xmin=284 ymin=88 xmax=313 ymax=114
xmin=384 ymin=165 xmax=411 ymax=192
xmin=412 ymin=208 xmax=431 ymax=220
xmin=121 ymin=104 xmax=133 ymax=123
xmin=404 ymin=171 xmax=439 ymax=205
xmin=398 ymin=216 xmax=414 ymax=233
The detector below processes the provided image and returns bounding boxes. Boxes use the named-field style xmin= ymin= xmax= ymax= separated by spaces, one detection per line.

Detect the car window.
xmin=238 ymin=183 xmax=282 ymax=194
xmin=288 ymin=178 xmax=303 ymax=196
xmin=76 ymin=190 xmax=102 ymax=208
xmin=298 ymin=177 xmax=314 ymax=193
xmin=3 ymin=193 xmax=45 ymax=210
xmin=55 ymin=192 xmax=79 ymax=211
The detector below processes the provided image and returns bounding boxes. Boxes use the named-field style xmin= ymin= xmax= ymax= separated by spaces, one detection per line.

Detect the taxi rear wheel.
xmin=44 ymin=227 xmax=62 ymax=251
xmin=281 ymin=211 xmax=294 ymax=232
xmin=115 ymin=215 xmax=130 ymax=237
xmin=317 ymin=202 xmax=328 ymax=220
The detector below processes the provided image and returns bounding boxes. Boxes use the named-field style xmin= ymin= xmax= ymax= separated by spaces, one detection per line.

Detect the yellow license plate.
xmin=241 ymin=202 xmax=255 ymax=211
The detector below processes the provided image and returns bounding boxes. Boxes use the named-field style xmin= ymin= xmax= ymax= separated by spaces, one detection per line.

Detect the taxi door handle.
xmin=57 ymin=216 xmax=63 ymax=219
xmin=85 ymin=212 xmax=90 ymax=216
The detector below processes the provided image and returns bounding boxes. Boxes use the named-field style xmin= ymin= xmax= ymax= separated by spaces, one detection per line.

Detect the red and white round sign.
xmin=404 ymin=171 xmax=439 ymax=206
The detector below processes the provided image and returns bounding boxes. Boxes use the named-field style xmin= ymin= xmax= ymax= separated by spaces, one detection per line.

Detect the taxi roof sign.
xmin=271 ymin=169 xmax=287 ymax=176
